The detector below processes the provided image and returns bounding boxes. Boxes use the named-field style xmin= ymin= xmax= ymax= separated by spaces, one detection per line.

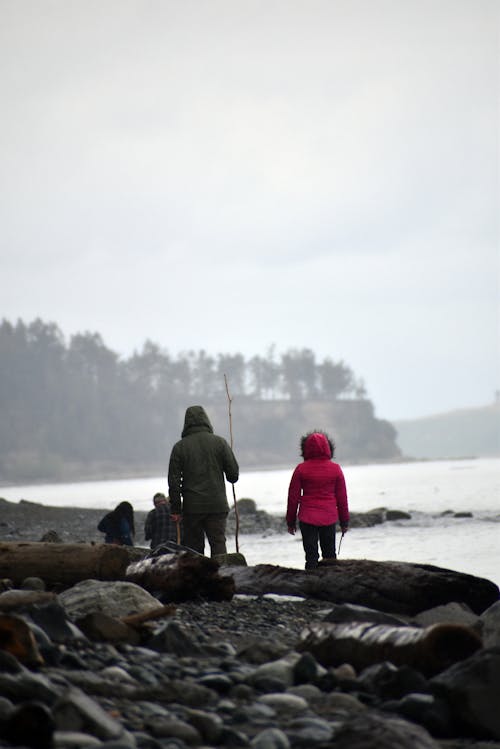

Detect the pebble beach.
xmin=0 ymin=497 xmax=499 ymax=749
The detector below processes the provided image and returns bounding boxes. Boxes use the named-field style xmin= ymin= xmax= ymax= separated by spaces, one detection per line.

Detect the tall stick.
xmin=224 ymin=374 xmax=240 ymax=553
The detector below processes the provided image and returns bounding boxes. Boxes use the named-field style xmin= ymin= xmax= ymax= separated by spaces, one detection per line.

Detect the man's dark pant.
xmin=299 ymin=521 xmax=336 ymax=569
xmin=182 ymin=512 xmax=228 ymax=556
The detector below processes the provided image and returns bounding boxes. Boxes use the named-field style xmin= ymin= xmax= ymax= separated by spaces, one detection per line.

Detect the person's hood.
xmin=182 ymin=405 xmax=214 ymax=437
xmin=301 ymin=432 xmax=332 ymax=460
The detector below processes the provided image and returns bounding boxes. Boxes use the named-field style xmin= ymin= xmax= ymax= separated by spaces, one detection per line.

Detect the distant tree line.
xmin=0 ymin=318 xmax=400 ymax=482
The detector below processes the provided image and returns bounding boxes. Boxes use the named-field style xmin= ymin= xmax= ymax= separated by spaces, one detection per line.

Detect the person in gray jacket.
xmin=168 ymin=405 xmax=239 ymax=556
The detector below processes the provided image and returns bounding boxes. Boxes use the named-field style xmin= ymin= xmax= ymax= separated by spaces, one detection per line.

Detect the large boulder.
xmin=58 ymin=579 xmax=161 ymax=621
xmin=431 ymin=648 xmax=500 ymax=739
xmin=479 ymin=601 xmax=500 ymax=648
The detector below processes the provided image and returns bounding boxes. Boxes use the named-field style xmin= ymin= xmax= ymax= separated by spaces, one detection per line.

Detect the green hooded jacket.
xmin=168 ymin=405 xmax=239 ymax=514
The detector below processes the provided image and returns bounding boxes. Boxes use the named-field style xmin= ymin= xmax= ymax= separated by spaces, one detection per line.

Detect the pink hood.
xmin=302 ymin=432 xmax=332 ymax=460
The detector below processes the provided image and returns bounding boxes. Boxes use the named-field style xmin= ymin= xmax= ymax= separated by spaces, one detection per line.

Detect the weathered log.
xmin=126 ymin=552 xmax=235 ymax=602
xmin=220 ymin=561 xmax=499 ymax=616
xmin=298 ymin=621 xmax=482 ymax=676
xmin=0 ymin=613 xmax=44 ymax=666
xmin=0 ymin=542 xmax=137 ymax=586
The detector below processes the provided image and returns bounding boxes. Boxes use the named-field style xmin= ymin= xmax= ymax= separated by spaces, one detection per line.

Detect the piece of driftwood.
xmin=121 ymin=604 xmax=177 ymax=626
xmin=0 ymin=542 xmax=136 ymax=586
xmin=298 ymin=620 xmax=482 ymax=676
xmin=220 ymin=561 xmax=499 ymax=616
xmin=126 ymin=552 xmax=235 ymax=602
xmin=0 ymin=613 xmax=44 ymax=666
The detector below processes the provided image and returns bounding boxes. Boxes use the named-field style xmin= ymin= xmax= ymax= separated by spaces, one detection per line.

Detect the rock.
xmin=53 ymin=731 xmax=102 ymax=747
xmin=479 ymin=601 xmax=500 ymax=648
xmin=246 ymin=652 xmax=301 ymax=690
xmin=58 ymin=580 xmax=161 ymax=620
xmin=0 ymin=590 xmax=57 ymax=610
xmin=431 ymin=648 xmax=500 ymax=739
xmin=381 ymin=693 xmax=454 ymax=737
xmin=287 ymin=715 xmax=335 ymax=744
xmin=251 ymin=727 xmax=290 ymax=749
xmin=0 ymin=701 xmax=55 ymax=749
xmin=332 ymin=709 xmax=441 ymax=748
xmin=39 ymin=530 xmax=62 ymax=543
xmin=26 ymin=600 xmax=86 ymax=643
xmin=145 ymin=715 xmax=202 ymax=743
xmin=236 ymin=498 xmax=258 ymax=514
xmin=357 ymin=662 xmax=429 ymax=700
xmin=236 ymin=636 xmax=290 ymax=664
xmin=322 ymin=691 xmax=367 ymax=716
xmin=349 ymin=510 xmax=386 ymax=527
xmin=0 ymin=670 xmax=62 ymax=704
xmin=322 ymin=602 xmax=409 ymax=627
xmin=183 ymin=708 xmax=223 ymax=744
xmin=257 ymin=692 xmax=309 ymax=714
xmin=75 ymin=612 xmax=141 ymax=644
xmin=144 ymin=620 xmax=204 ymax=656
xmin=386 ymin=510 xmax=412 ymax=521
xmin=213 ymin=552 xmax=248 ymax=566
xmin=412 ymin=602 xmax=480 ymax=630
xmin=293 ymin=651 xmax=326 ymax=684
xmin=52 ymin=686 xmax=129 ymax=742
xmin=20 ymin=577 xmax=46 ymax=591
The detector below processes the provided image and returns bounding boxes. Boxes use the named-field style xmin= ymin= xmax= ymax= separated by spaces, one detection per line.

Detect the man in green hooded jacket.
xmin=168 ymin=405 xmax=239 ymax=556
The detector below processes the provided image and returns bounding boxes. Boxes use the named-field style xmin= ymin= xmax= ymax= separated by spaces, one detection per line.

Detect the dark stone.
xmin=322 ymin=602 xmax=408 ymax=627
xmin=197 ymin=673 xmax=233 ymax=693
xmin=236 ymin=636 xmax=289 ymax=664
xmin=293 ymin=651 xmax=321 ymax=685
xmin=358 ymin=662 xmax=430 ymax=700
xmin=431 ymin=647 xmax=500 ymax=739
xmin=386 ymin=510 xmax=412 ymax=521
xmin=0 ymin=701 xmax=55 ymax=749
xmin=145 ymin=621 xmax=203 ymax=656
xmin=381 ymin=693 xmax=454 ymax=738
xmin=332 ymin=709 xmax=441 ymax=748
xmin=27 ymin=601 xmax=85 ymax=644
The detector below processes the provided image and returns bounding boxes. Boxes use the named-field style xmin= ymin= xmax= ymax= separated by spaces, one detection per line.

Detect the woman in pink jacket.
xmin=286 ymin=431 xmax=349 ymax=570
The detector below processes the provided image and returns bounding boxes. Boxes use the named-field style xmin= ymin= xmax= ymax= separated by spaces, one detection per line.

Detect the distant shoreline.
xmin=0 ymin=455 xmax=485 ymax=490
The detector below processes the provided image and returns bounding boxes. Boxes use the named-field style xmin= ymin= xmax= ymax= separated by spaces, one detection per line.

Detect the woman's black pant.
xmin=299 ymin=521 xmax=336 ymax=569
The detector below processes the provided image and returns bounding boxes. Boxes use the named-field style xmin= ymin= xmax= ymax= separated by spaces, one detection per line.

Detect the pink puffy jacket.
xmin=286 ymin=432 xmax=349 ymax=528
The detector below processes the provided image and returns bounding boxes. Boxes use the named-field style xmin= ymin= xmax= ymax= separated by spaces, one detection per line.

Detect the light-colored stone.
xmin=479 ymin=600 xmax=500 ymax=648
xmin=58 ymin=579 xmax=161 ymax=621
xmin=413 ymin=602 xmax=480 ymax=630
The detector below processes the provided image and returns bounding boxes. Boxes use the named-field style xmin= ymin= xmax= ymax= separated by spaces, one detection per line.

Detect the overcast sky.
xmin=1 ymin=0 xmax=498 ymax=421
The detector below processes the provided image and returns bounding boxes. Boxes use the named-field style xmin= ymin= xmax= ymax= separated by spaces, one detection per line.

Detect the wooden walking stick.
xmin=224 ymin=374 xmax=240 ymax=553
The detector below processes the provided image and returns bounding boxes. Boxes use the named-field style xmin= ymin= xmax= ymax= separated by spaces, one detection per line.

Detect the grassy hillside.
xmin=394 ymin=402 xmax=500 ymax=460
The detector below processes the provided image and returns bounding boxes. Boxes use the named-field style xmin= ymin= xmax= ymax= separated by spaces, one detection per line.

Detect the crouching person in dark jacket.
xmin=168 ymin=405 xmax=239 ymax=556
xmin=144 ymin=493 xmax=177 ymax=549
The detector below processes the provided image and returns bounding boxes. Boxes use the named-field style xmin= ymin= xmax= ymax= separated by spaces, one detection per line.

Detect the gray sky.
xmin=1 ymin=0 xmax=498 ymax=420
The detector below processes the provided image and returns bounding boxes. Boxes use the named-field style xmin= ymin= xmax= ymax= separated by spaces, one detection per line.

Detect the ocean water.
xmin=2 ymin=458 xmax=499 ymax=587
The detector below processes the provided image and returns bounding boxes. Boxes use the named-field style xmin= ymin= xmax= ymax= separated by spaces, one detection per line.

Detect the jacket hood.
xmin=182 ymin=405 xmax=214 ymax=437
xmin=301 ymin=432 xmax=333 ymax=460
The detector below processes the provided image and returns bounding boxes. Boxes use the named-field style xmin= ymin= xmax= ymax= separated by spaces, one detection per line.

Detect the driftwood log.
xmin=0 ymin=542 xmax=140 ymax=586
xmin=298 ymin=620 xmax=482 ymax=676
xmin=220 ymin=561 xmax=499 ymax=616
xmin=126 ymin=552 xmax=235 ymax=602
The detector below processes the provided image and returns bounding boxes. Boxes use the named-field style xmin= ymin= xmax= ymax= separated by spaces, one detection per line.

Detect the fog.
xmin=0 ymin=0 xmax=498 ymax=419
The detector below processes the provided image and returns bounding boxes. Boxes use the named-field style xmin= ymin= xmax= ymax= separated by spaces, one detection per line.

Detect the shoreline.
xmin=0 ymin=455 xmax=484 ymax=491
